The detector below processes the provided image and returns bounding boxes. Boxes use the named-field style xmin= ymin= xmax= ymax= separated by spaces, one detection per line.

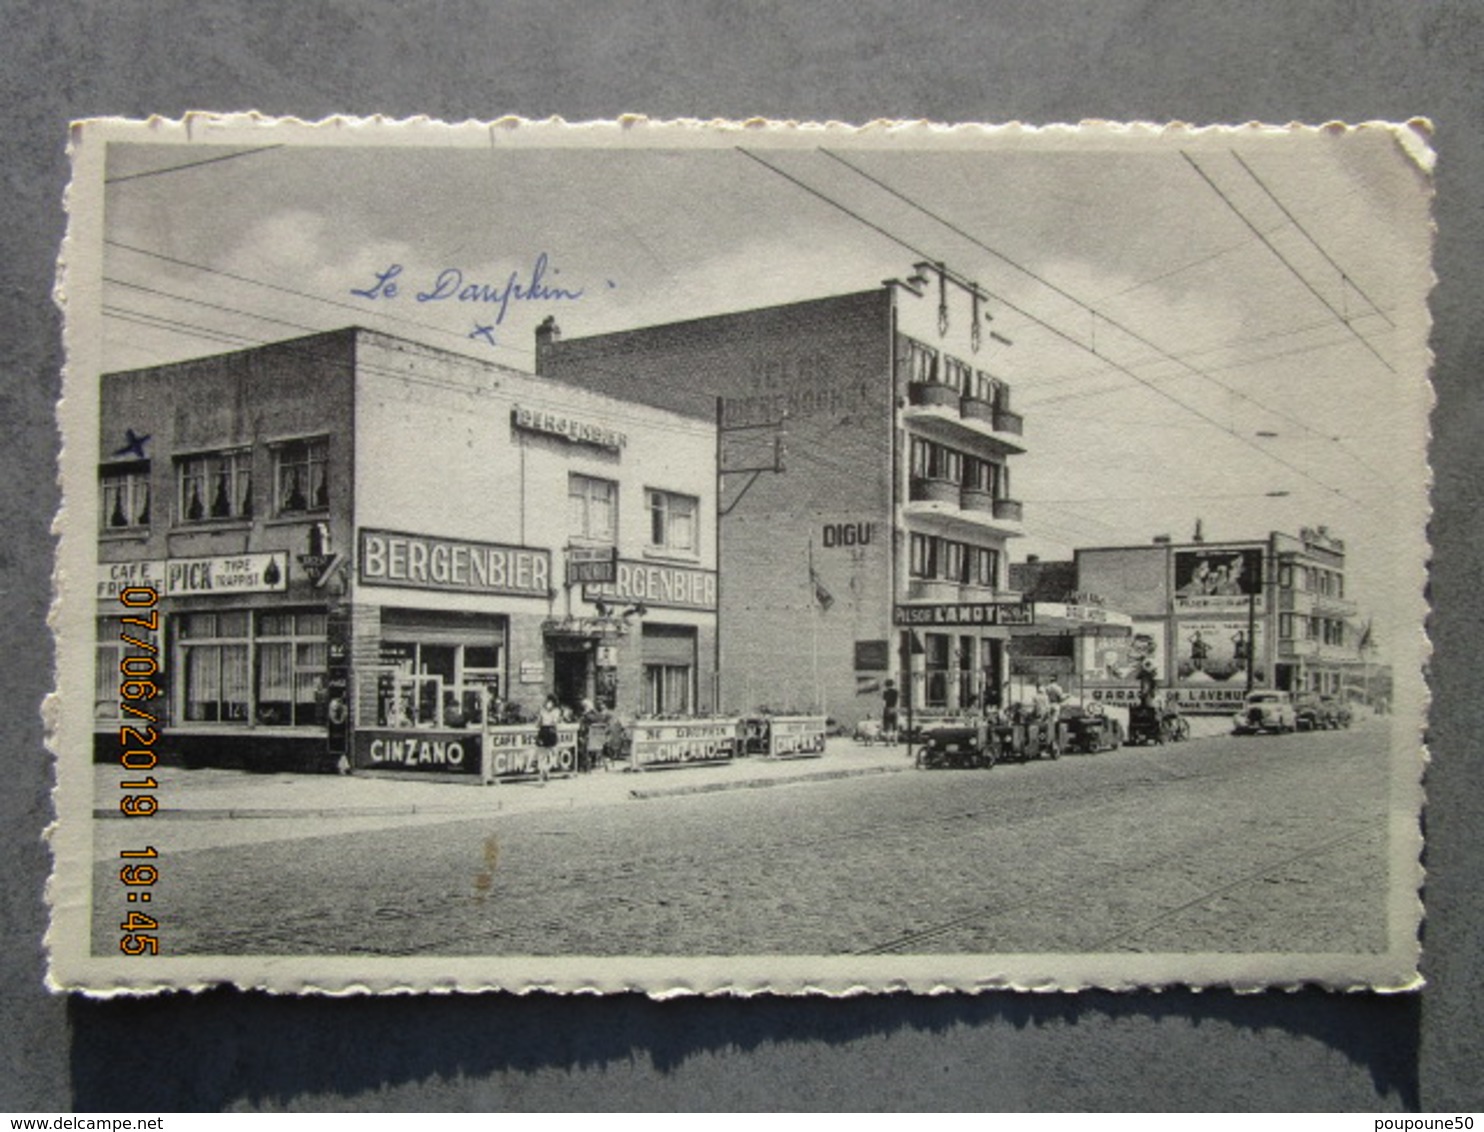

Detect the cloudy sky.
xmin=94 ymin=123 xmax=1433 ymax=656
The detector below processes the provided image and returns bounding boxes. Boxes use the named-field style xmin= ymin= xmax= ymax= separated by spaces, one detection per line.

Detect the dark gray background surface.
xmin=4 ymin=0 xmax=1478 ymax=1112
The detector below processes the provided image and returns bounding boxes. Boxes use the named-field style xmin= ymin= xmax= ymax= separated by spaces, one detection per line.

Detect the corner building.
xmin=539 ymin=267 xmax=1028 ymax=726
xmin=1012 ymin=527 xmax=1356 ymax=714
xmin=96 ymin=328 xmax=717 ymax=768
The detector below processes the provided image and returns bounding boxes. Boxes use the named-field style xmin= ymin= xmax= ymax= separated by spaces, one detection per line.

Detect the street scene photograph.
xmin=53 ymin=118 xmax=1431 ymax=991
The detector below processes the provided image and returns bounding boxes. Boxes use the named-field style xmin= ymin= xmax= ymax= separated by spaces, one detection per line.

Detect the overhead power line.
xmin=818 ymin=147 xmax=1384 ymax=477
xmin=737 ymin=147 xmax=1372 ymax=511
xmin=1228 ymin=150 xmax=1394 ymax=329
xmin=1181 ymin=151 xmax=1395 ymax=374
xmin=105 ymin=146 xmax=283 ymax=185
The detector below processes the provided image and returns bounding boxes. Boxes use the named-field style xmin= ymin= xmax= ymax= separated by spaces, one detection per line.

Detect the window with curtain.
xmin=643 ymin=664 xmax=693 ymax=715
xmin=100 ymin=464 xmax=151 ymax=531
xmin=177 ymin=450 xmax=251 ymax=523
xmin=273 ymin=437 xmax=329 ymax=516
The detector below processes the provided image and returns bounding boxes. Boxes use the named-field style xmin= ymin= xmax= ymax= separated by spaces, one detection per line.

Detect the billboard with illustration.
xmin=1176 ymin=619 xmax=1265 ymax=685
xmin=1173 ymin=547 xmax=1264 ymax=613
xmin=1081 ymin=619 xmax=1166 ymax=683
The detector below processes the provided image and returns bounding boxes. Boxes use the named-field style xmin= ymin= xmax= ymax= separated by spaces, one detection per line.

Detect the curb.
xmin=627 ymin=762 xmax=910 ymax=800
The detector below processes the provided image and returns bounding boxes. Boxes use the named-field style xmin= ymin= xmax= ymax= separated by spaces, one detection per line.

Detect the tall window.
xmin=177 ymin=450 xmax=252 ymax=523
xmin=643 ymin=665 xmax=693 ymax=715
xmin=910 ymin=534 xmax=998 ymax=586
xmin=273 ymin=437 xmax=329 ymax=516
xmin=255 ymin=611 xmax=328 ymax=726
xmin=569 ymin=474 xmax=618 ymax=542
xmin=942 ymin=355 xmax=973 ymax=394
xmin=647 ymin=489 xmax=698 ymax=553
xmin=96 ymin=616 xmax=161 ymax=719
xmin=898 ymin=336 xmax=938 ymax=385
xmin=964 ymin=456 xmax=1001 ymax=495
xmin=100 ymin=464 xmax=151 ymax=531
xmin=909 ymin=437 xmax=965 ymax=482
xmin=179 ymin=611 xmax=251 ymax=722
xmin=971 ymin=370 xmax=1006 ymax=404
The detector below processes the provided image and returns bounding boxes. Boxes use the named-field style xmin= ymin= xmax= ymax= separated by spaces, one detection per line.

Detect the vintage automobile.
xmin=1053 ymin=702 xmax=1123 ymax=754
xmin=1126 ymin=700 xmax=1192 ymax=746
xmin=1319 ymin=695 xmax=1353 ymax=729
xmin=916 ymin=717 xmax=998 ymax=769
xmin=1232 ymin=690 xmax=1296 ymax=735
xmin=1293 ymin=692 xmax=1331 ymax=731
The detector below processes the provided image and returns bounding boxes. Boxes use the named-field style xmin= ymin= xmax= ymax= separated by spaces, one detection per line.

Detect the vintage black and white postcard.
xmin=48 ymin=116 xmax=1431 ymax=994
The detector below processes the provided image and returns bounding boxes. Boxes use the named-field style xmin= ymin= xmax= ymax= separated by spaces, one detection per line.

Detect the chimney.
xmin=534 ymin=316 xmax=561 ymax=374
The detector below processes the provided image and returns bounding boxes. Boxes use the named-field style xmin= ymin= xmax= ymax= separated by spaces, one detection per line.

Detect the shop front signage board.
xmin=583 ymin=559 xmax=718 ymax=611
xmin=629 ymin=718 xmax=738 ymax=769
xmin=97 ymin=553 xmax=288 ymax=600
xmin=893 ymin=602 xmax=1034 ymax=627
xmin=766 ymin=716 xmax=826 ymax=758
xmin=358 ymin=529 xmax=551 ymax=597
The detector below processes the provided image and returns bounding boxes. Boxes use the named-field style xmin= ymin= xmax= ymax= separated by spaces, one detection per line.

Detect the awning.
xmin=1018 ymin=602 xmax=1133 ymax=638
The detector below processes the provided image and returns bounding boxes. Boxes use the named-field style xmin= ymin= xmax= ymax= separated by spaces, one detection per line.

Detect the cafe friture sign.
xmin=97 ymin=553 xmax=288 ymax=600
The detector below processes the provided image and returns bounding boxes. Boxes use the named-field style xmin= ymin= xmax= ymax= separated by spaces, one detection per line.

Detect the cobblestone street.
xmin=93 ymin=723 xmax=1397 ymax=957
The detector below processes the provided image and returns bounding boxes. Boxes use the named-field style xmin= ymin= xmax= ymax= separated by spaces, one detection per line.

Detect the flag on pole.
xmin=808 ymin=541 xmax=834 ymax=611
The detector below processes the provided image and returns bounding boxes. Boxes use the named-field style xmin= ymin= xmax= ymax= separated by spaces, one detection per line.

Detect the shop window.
xmin=100 ymin=464 xmax=150 ymax=531
xmin=273 ymin=437 xmax=329 ymax=516
xmin=923 ymin=633 xmax=950 ymax=707
xmin=373 ymin=637 xmax=505 ymax=728
xmin=178 ymin=612 xmax=251 ymax=723
xmin=255 ymin=611 xmax=328 ymax=726
xmin=174 ymin=609 xmax=328 ymax=727
xmin=898 ymin=335 xmax=938 ymax=385
xmin=177 ymin=450 xmax=252 ymax=523
xmin=647 ymin=489 xmax=697 ymax=553
xmin=95 ymin=616 xmax=163 ymax=720
xmin=569 ymin=474 xmax=617 ymax=542
xmin=643 ymin=664 xmax=693 ymax=716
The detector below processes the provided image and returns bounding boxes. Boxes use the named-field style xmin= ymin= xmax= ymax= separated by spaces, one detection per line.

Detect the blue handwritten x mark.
xmin=470 ymin=323 xmax=498 ymax=347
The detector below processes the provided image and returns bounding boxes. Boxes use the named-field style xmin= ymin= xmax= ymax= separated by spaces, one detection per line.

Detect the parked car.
xmin=1318 ymin=695 xmax=1353 ymax=729
xmin=1293 ymin=692 xmax=1329 ymax=731
xmin=1232 ymin=690 xmax=1296 ymax=735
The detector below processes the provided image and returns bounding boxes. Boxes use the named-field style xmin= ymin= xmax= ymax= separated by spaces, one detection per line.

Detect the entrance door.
xmin=553 ymin=650 xmax=589 ymax=710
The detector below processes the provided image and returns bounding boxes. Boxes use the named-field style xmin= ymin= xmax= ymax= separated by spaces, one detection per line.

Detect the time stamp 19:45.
xmin=114 ymin=585 xmax=162 ymax=955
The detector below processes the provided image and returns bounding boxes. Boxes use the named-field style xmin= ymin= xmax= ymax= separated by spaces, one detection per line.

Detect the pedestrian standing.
xmin=881 ymin=679 xmax=900 ymax=744
xmin=536 ymin=694 xmax=562 ymax=782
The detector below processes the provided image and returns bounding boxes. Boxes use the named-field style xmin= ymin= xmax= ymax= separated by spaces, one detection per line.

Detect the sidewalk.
xmin=94 ymin=737 xmax=916 ymax=823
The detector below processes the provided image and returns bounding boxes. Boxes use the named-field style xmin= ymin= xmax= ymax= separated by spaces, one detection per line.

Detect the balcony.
xmin=904 ymin=388 xmax=1027 ymax=454
xmin=993 ymin=498 xmax=1023 ymax=523
xmin=906 ymin=578 xmax=962 ymax=603
xmin=907 ymin=381 xmax=962 ymax=410
xmin=903 ymin=492 xmax=1024 ymax=539
xmin=909 ymin=476 xmax=961 ymax=506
